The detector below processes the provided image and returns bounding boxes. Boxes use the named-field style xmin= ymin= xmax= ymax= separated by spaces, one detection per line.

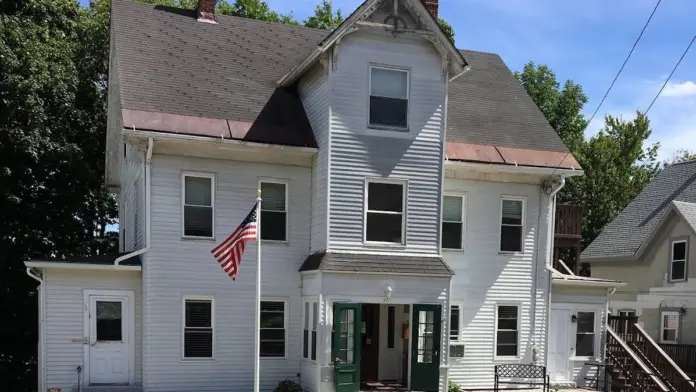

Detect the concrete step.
xmin=83 ymin=386 xmax=143 ymax=392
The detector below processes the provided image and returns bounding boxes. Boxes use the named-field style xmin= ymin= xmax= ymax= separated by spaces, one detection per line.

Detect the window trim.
xmin=669 ymin=239 xmax=688 ymax=282
xmin=661 ymin=311 xmax=680 ymax=344
xmin=363 ymin=178 xmax=408 ymax=245
xmin=181 ymin=295 xmax=215 ymax=361
xmin=499 ymin=196 xmax=526 ymax=254
xmin=181 ymin=172 xmax=216 ymax=240
xmin=260 ymin=298 xmax=289 ymax=359
xmin=493 ymin=303 xmax=521 ymax=360
xmin=258 ymin=178 xmax=290 ymax=243
xmin=442 ymin=193 xmax=466 ymax=251
xmin=573 ymin=310 xmax=598 ymax=360
xmin=450 ymin=301 xmax=463 ymax=342
xmin=367 ymin=64 xmax=411 ymax=131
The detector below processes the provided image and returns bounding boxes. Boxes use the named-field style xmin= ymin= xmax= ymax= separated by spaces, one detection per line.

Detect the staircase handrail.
xmin=607 ymin=326 xmax=670 ymax=391
xmin=633 ymin=323 xmax=695 ymax=391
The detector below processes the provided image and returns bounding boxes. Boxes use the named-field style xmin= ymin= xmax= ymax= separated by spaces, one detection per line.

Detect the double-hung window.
xmin=670 ymin=240 xmax=687 ymax=282
xmin=450 ymin=304 xmax=461 ymax=341
xmin=495 ymin=305 xmax=519 ymax=357
xmin=500 ymin=198 xmax=524 ymax=252
xmin=369 ymin=66 xmax=409 ymax=129
xmin=260 ymin=181 xmax=287 ymax=241
xmin=182 ymin=173 xmax=215 ymax=238
xmin=365 ymin=180 xmax=405 ymax=243
xmin=183 ymin=297 xmax=214 ymax=359
xmin=442 ymin=195 xmax=465 ymax=250
xmin=260 ymin=300 xmax=286 ymax=357
xmin=661 ymin=311 xmax=680 ymax=343
xmin=575 ymin=311 xmax=596 ymax=357
xmin=303 ymin=301 xmax=318 ymax=361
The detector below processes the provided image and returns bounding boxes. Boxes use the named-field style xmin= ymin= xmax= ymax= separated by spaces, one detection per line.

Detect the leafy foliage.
xmin=666 ymin=149 xmax=696 ymax=164
xmin=448 ymin=379 xmax=463 ymax=392
xmin=438 ymin=18 xmax=455 ymax=44
xmin=304 ymin=0 xmax=343 ymax=30
xmin=273 ymin=380 xmax=303 ymax=392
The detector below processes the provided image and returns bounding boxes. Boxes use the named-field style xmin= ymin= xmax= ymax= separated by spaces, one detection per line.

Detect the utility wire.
xmin=550 ymin=0 xmax=662 ymax=176
xmin=645 ymin=34 xmax=696 ymax=115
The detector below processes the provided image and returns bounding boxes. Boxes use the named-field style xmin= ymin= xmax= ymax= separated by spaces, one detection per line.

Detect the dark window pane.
xmin=260 ymin=340 xmax=285 ymax=357
xmin=96 ymin=301 xmax=122 ymax=341
xmin=185 ymin=301 xmax=212 ymax=328
xmin=184 ymin=176 xmax=212 ymax=206
xmin=260 ymin=315 xmax=284 ymax=329
xmin=303 ymin=330 xmax=309 ymax=358
xmin=496 ymin=344 xmax=518 ymax=357
xmin=261 ymin=301 xmax=284 ymax=312
xmin=497 ymin=330 xmax=518 ymax=345
xmin=388 ymin=306 xmax=395 ymax=349
xmin=672 ymin=260 xmax=686 ymax=281
xmin=673 ymin=241 xmax=687 ymax=260
xmin=664 ymin=329 xmax=677 ymax=342
xmin=260 ymin=182 xmax=285 ymax=211
xmin=366 ymin=213 xmax=402 ymax=243
xmin=498 ymin=319 xmax=517 ymax=330
xmin=577 ymin=312 xmax=595 ymax=334
xmin=576 ymin=333 xmax=595 ymax=357
xmin=184 ymin=330 xmax=213 ymax=358
xmin=311 ymin=331 xmax=317 ymax=360
xmin=442 ymin=222 xmax=463 ymax=249
xmin=368 ymin=183 xmax=403 ymax=212
xmin=500 ymin=226 xmax=522 ymax=252
xmin=260 ymin=211 xmax=286 ymax=241
xmin=184 ymin=206 xmax=213 ymax=237
xmin=501 ymin=200 xmax=523 ymax=225
xmin=369 ymin=96 xmax=408 ymax=128
xmin=498 ymin=306 xmax=518 ymax=319
xmin=450 ymin=306 xmax=460 ymax=341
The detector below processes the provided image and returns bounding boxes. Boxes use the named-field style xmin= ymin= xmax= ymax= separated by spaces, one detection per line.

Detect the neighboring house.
xmin=23 ymin=0 xmax=621 ymax=391
xmin=586 ymin=160 xmax=696 ymax=347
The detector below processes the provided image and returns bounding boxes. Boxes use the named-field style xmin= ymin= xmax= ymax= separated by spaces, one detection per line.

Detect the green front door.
xmin=411 ymin=304 xmax=442 ymax=392
xmin=333 ymin=303 xmax=361 ymax=392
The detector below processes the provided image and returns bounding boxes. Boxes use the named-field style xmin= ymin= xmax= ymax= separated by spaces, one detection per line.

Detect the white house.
xmin=24 ymin=0 xmax=615 ymax=391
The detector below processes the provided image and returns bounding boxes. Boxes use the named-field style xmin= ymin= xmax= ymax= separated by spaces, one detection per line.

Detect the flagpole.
xmin=254 ymin=190 xmax=262 ymax=392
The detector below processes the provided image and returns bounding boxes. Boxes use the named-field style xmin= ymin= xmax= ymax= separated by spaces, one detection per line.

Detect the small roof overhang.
xmin=445 ymin=142 xmax=582 ymax=173
xmin=300 ymin=251 xmax=454 ymax=276
xmin=552 ymin=271 xmax=625 ymax=288
xmin=25 ymin=252 xmax=142 ymax=271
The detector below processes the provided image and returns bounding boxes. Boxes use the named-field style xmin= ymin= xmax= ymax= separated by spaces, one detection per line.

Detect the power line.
xmin=551 ymin=0 xmax=662 ymax=175
xmin=645 ymin=35 xmax=696 ymax=115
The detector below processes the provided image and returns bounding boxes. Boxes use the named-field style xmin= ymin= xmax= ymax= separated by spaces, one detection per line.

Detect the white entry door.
xmin=87 ymin=293 xmax=131 ymax=385
xmin=548 ymin=308 xmax=571 ymax=383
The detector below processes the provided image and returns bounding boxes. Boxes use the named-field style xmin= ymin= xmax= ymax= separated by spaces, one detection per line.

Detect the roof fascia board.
xmin=25 ymin=261 xmax=141 ymax=271
xmin=278 ymin=0 xmax=467 ymax=87
xmin=582 ymin=255 xmax=638 ymax=264
xmin=445 ymin=160 xmax=584 ymax=177
xmin=551 ymin=279 xmax=626 ymax=288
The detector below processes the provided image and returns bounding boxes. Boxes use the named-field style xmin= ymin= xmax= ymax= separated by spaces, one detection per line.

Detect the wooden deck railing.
xmin=606 ymin=326 xmax=670 ymax=391
xmin=660 ymin=344 xmax=696 ymax=375
xmin=554 ymin=204 xmax=583 ymax=238
xmin=609 ymin=316 xmax=695 ymax=392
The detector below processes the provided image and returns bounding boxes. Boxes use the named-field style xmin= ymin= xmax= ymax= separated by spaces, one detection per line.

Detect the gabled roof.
xmin=110 ymin=0 xmax=577 ymax=168
xmin=300 ymin=251 xmax=454 ymax=276
xmin=583 ymin=161 xmax=696 ymax=261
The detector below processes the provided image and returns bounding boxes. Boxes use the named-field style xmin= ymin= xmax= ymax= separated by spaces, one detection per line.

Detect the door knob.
xmin=335 ymin=357 xmax=343 ymax=364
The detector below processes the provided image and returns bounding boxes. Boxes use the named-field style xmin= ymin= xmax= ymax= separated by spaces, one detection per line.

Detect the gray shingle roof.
xmin=583 ymin=161 xmax=696 ymax=260
xmin=673 ymin=201 xmax=696 ymax=233
xmin=300 ymin=251 xmax=454 ymax=276
xmin=32 ymin=252 xmax=142 ymax=266
xmin=111 ymin=0 xmax=571 ymax=154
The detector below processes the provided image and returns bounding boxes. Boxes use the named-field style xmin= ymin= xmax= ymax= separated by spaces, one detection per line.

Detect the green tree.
xmin=304 ymin=0 xmax=343 ymax=30
xmin=438 ymin=18 xmax=455 ymax=44
xmin=0 ymin=0 xmax=117 ymax=389
xmin=217 ymin=0 xmax=299 ymax=24
xmin=666 ymin=149 xmax=696 ymax=164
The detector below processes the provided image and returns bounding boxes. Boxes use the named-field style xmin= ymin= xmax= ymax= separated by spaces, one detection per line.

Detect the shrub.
xmin=448 ymin=379 xmax=462 ymax=392
xmin=274 ymin=380 xmax=302 ymax=392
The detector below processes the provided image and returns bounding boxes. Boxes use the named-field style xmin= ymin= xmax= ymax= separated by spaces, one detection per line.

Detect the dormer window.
xmin=369 ymin=66 xmax=409 ymax=130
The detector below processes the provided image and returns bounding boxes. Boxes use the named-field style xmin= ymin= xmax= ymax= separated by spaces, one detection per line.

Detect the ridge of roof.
xmin=583 ymin=162 xmax=696 ymax=261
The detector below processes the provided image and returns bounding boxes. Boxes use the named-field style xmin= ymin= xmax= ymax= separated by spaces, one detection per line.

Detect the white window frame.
xmin=260 ymin=298 xmax=289 ymax=359
xmin=573 ymin=309 xmax=599 ymax=360
xmin=363 ymin=178 xmax=407 ymax=245
xmin=442 ymin=193 xmax=466 ymax=251
xmin=303 ymin=299 xmax=319 ymax=362
xmin=367 ymin=64 xmax=410 ymax=131
xmin=669 ymin=239 xmax=687 ymax=282
xmin=181 ymin=172 xmax=216 ymax=239
xmin=661 ymin=311 xmax=680 ymax=344
xmin=181 ymin=295 xmax=215 ymax=360
xmin=499 ymin=196 xmax=526 ymax=253
xmin=258 ymin=178 xmax=289 ymax=243
xmin=493 ymin=303 xmax=521 ymax=360
xmin=450 ymin=301 xmax=463 ymax=342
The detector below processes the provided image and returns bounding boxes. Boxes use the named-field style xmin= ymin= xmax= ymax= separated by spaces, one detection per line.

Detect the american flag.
xmin=211 ymin=203 xmax=258 ymax=280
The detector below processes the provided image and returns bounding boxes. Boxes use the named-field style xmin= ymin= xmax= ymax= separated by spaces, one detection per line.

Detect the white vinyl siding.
xmin=183 ymin=297 xmax=214 ymax=359
xmin=670 ymin=240 xmax=687 ymax=282
xmin=661 ymin=311 xmax=680 ymax=343
xmin=260 ymin=180 xmax=288 ymax=242
xmin=364 ymin=180 xmax=406 ymax=244
xmin=442 ymin=195 xmax=465 ymax=250
xmin=368 ymin=66 xmax=409 ymax=130
xmin=500 ymin=197 xmax=525 ymax=253
xmin=182 ymin=173 xmax=215 ymax=239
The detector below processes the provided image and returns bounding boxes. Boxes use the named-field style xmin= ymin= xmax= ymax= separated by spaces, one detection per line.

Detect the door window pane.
xmin=96 ymin=301 xmax=122 ymax=341
xmin=388 ymin=306 xmax=395 ymax=349
xmin=338 ymin=309 xmax=356 ymax=364
xmin=417 ymin=310 xmax=435 ymax=364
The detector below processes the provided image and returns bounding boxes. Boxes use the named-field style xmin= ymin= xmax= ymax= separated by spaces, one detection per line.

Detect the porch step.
xmin=82 ymin=386 xmax=143 ymax=392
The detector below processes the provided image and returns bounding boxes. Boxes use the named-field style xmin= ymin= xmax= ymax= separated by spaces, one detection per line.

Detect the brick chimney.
xmin=421 ymin=0 xmax=439 ymax=19
xmin=197 ymin=0 xmax=216 ymax=23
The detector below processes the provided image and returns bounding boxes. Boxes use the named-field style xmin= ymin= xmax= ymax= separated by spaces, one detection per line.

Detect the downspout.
xmin=26 ymin=268 xmax=46 ymax=392
xmin=542 ymin=175 xmax=565 ymax=369
xmin=115 ymin=137 xmax=153 ymax=265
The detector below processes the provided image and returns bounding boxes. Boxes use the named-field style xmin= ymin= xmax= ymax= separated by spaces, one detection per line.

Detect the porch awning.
xmin=299 ymin=251 xmax=454 ymax=276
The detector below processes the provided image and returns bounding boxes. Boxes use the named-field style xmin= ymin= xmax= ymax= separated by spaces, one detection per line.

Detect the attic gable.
xmin=278 ymin=0 xmax=467 ymax=87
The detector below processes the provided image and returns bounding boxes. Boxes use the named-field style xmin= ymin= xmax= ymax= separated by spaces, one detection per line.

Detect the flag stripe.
xmin=211 ymin=203 xmax=258 ymax=280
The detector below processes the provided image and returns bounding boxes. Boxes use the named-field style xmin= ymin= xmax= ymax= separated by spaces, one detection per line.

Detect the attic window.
xmin=369 ymin=66 xmax=409 ymax=130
